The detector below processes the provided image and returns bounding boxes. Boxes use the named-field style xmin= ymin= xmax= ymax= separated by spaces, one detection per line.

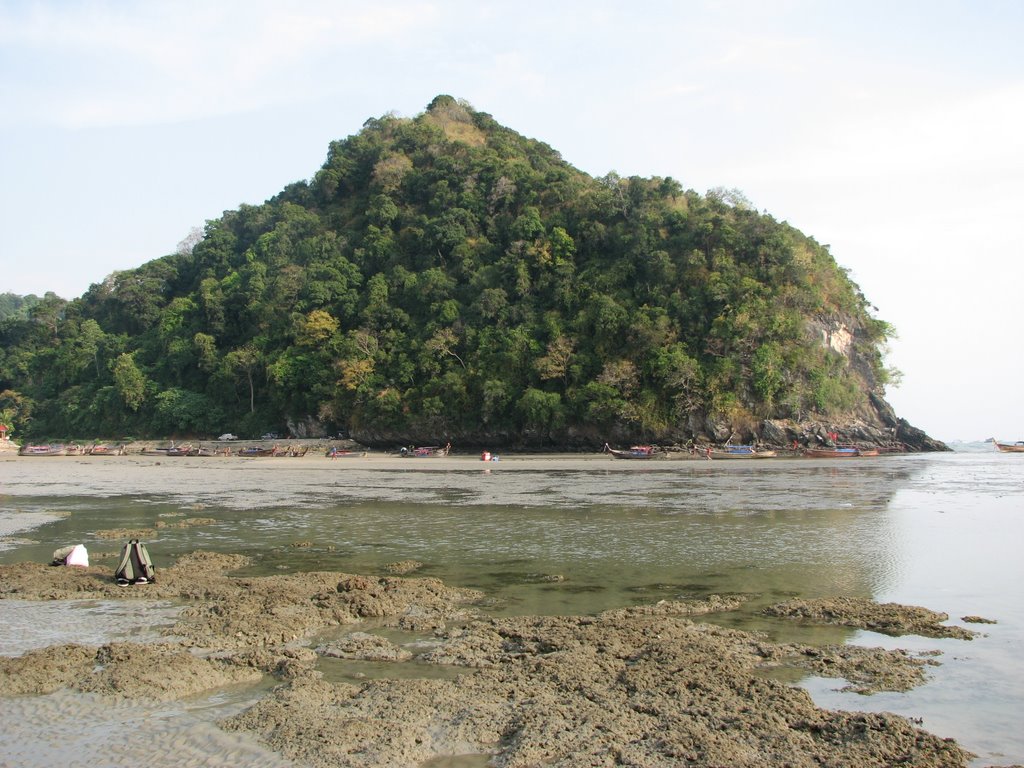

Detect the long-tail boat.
xmin=18 ymin=444 xmax=67 ymax=456
xmin=604 ymin=443 xmax=657 ymax=459
xmin=803 ymin=445 xmax=860 ymax=458
xmin=707 ymin=444 xmax=776 ymax=459
xmin=994 ymin=439 xmax=1024 ymax=453
xmin=400 ymin=443 xmax=451 ymax=457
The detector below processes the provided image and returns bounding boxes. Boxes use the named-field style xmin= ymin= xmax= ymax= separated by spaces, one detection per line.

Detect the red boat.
xmin=88 ymin=444 xmax=125 ymax=456
xmin=401 ymin=443 xmax=451 ymax=457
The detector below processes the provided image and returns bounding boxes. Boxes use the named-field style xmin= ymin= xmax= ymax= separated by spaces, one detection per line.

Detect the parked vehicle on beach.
xmin=218 ymin=433 xmax=238 ymax=441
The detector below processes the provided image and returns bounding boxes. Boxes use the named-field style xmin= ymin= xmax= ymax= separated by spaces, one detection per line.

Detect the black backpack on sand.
xmin=114 ymin=539 xmax=156 ymax=585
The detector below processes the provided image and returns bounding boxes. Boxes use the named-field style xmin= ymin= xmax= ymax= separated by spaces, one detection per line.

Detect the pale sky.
xmin=1 ymin=0 xmax=1022 ymax=442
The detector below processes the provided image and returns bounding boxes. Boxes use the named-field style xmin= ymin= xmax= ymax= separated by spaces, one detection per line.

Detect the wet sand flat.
xmin=1 ymin=450 xmax=1020 ymax=766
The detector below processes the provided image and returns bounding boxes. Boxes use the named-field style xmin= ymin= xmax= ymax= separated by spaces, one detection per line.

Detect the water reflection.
xmin=1 ymin=457 xmax=923 ymax=620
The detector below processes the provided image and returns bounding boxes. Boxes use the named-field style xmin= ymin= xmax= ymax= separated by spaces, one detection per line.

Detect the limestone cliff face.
xmin=737 ymin=313 xmax=945 ymax=452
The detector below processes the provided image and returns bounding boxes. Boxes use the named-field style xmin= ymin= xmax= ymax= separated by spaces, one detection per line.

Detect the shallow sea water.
xmin=1 ymin=449 xmax=1022 ymax=766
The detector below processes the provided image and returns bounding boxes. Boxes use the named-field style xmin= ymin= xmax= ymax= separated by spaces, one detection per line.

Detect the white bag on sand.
xmin=57 ymin=544 xmax=89 ymax=567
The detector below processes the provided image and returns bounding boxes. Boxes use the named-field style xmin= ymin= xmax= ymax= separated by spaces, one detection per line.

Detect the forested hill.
xmin=0 ymin=95 xmax=943 ymax=450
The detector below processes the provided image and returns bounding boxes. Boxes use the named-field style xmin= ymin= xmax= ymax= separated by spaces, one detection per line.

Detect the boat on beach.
xmin=236 ymin=446 xmax=278 ymax=457
xmin=803 ymin=446 xmax=860 ymax=458
xmin=17 ymin=443 xmax=67 ymax=456
xmin=87 ymin=443 xmax=125 ymax=456
xmin=604 ymin=443 xmax=657 ymax=459
xmin=707 ymin=444 xmax=776 ymax=459
xmin=400 ymin=443 xmax=451 ymax=457
xmin=993 ymin=438 xmax=1024 ymax=453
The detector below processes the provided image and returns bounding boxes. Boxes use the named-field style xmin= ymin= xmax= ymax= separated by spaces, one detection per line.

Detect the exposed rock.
xmin=317 ymin=632 xmax=413 ymax=662
xmin=765 ymin=597 xmax=977 ymax=640
xmin=224 ymin=613 xmax=976 ymax=767
xmin=382 ymin=560 xmax=423 ymax=575
xmin=598 ymin=594 xmax=747 ymax=620
xmin=0 ymin=556 xmax=983 ymax=767
xmin=0 ymin=642 xmax=261 ymax=698
xmin=781 ymin=643 xmax=939 ymax=694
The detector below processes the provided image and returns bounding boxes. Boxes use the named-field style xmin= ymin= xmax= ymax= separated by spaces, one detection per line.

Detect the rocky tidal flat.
xmin=0 ymin=551 xmax=1001 ymax=768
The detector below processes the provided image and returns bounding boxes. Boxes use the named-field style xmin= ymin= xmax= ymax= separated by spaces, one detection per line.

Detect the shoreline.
xmin=0 ymin=443 xmax=921 ymax=471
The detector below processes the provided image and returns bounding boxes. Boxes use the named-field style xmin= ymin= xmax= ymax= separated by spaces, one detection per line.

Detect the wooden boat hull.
xmin=237 ymin=448 xmax=276 ymax=457
xmin=401 ymin=444 xmax=451 ymax=457
xmin=803 ymin=448 xmax=859 ymax=458
xmin=88 ymin=445 xmax=125 ymax=456
xmin=604 ymin=443 xmax=657 ymax=459
xmin=995 ymin=441 xmax=1024 ymax=453
xmin=18 ymin=444 xmax=66 ymax=456
xmin=708 ymin=449 xmax=776 ymax=459
xmin=608 ymin=449 xmax=656 ymax=459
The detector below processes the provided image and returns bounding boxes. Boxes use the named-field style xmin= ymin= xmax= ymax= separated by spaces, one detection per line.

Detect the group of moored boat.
xmin=14 ymin=441 xmax=449 ymax=459
xmin=604 ymin=442 xmax=890 ymax=459
xmin=18 ymin=443 xmax=128 ymax=456
xmin=17 ymin=442 xmax=311 ymax=458
xmin=22 ymin=438 xmax=1020 ymax=460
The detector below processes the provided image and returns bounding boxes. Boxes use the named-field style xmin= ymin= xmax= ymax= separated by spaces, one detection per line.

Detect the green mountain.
xmin=0 ymin=96 xmax=942 ymax=450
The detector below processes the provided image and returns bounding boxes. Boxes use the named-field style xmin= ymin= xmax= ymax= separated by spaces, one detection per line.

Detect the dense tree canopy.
xmin=0 ymin=96 xmax=895 ymax=445
xmin=0 ymin=292 xmax=48 ymax=322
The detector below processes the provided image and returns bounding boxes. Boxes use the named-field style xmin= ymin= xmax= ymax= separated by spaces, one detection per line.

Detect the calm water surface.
xmin=1 ymin=450 xmax=1021 ymax=766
